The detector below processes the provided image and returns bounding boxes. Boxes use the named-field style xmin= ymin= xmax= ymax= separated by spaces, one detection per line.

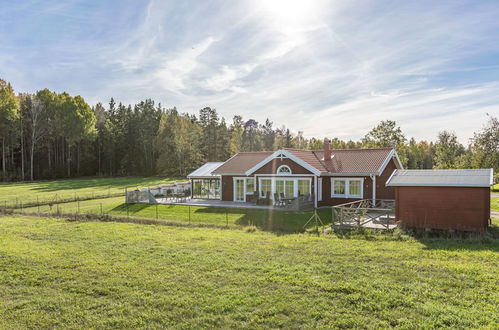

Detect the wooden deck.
xmin=332 ymin=199 xmax=396 ymax=230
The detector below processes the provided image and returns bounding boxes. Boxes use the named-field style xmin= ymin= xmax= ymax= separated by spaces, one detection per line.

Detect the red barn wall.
xmin=395 ymin=186 xmax=490 ymax=232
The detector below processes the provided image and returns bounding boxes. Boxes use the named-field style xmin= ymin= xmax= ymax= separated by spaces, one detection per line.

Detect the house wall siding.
xmin=317 ymin=159 xmax=398 ymax=207
xmin=318 ymin=176 xmax=373 ymax=207
xmin=395 ymin=186 xmax=490 ymax=232
xmin=221 ymin=176 xmax=234 ymax=201
xmin=253 ymin=158 xmax=313 ymax=175
xmin=376 ymin=159 xmax=397 ymax=200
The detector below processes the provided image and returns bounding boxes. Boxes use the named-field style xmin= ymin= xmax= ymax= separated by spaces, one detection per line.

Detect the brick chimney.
xmin=323 ymin=138 xmax=332 ymax=161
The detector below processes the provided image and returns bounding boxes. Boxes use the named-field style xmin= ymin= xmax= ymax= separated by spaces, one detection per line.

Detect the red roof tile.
xmin=314 ymin=148 xmax=394 ymax=173
xmin=211 ymin=152 xmax=273 ymax=174
xmin=211 ymin=148 xmax=395 ymax=175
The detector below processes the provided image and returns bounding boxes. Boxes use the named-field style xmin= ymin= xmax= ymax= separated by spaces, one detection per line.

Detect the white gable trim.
xmin=245 ymin=149 xmax=321 ymax=176
xmin=377 ymin=149 xmax=403 ymax=175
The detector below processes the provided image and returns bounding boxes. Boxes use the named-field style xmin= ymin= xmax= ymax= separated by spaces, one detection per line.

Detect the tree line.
xmin=0 ymin=78 xmax=498 ymax=182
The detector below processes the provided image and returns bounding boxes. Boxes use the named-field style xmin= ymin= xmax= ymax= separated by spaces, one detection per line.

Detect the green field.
xmin=492 ymin=197 xmax=499 ymax=212
xmin=0 ymin=215 xmax=497 ymax=328
xmin=18 ymin=196 xmax=332 ymax=232
xmin=0 ymin=177 xmax=180 ymax=206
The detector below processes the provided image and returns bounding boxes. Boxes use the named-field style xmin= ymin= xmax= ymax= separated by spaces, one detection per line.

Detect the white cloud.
xmin=2 ymin=0 xmax=499 ymax=143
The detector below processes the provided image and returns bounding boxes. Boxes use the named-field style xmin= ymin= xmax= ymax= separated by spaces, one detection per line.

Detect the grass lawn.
xmin=492 ymin=183 xmax=499 ymax=192
xmin=0 ymin=177 xmax=181 ymax=206
xmin=18 ymin=196 xmax=332 ymax=232
xmin=0 ymin=215 xmax=497 ymax=328
xmin=492 ymin=197 xmax=499 ymax=212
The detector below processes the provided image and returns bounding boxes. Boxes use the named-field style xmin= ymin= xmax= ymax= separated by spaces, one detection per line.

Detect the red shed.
xmin=386 ymin=169 xmax=494 ymax=232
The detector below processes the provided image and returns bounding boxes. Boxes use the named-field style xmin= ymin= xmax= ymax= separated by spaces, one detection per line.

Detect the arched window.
xmin=276 ymin=165 xmax=292 ymax=175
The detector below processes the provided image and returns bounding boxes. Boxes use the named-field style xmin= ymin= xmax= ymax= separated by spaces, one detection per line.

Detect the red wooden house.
xmin=189 ymin=139 xmax=403 ymax=207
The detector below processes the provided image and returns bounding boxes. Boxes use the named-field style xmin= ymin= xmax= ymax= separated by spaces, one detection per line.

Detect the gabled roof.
xmin=211 ymin=147 xmax=401 ymax=176
xmin=386 ymin=169 xmax=494 ymax=187
xmin=187 ymin=162 xmax=224 ymax=178
xmin=211 ymin=152 xmax=273 ymax=174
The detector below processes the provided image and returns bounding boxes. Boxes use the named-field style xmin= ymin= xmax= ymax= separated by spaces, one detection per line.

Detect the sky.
xmin=1 ymin=0 xmax=499 ymax=143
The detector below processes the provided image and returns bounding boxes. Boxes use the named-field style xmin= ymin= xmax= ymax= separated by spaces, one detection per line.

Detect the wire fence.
xmin=0 ymin=188 xmax=125 ymax=210
xmin=0 ymin=195 xmax=332 ymax=233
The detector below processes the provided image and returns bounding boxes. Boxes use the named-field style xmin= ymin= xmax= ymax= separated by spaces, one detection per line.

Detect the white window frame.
xmin=331 ymin=178 xmax=364 ymax=198
xmin=276 ymin=165 xmax=292 ymax=175
xmin=258 ymin=177 xmax=312 ymax=200
xmin=318 ymin=178 xmax=323 ymax=201
xmin=233 ymin=177 xmax=256 ymax=202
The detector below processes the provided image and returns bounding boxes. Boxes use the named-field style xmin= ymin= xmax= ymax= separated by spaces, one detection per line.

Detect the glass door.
xmin=234 ymin=178 xmax=245 ymax=202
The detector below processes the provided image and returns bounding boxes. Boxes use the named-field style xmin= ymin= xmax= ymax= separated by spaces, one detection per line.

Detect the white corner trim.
xmin=245 ymin=149 xmax=321 ymax=176
xmin=377 ymin=149 xmax=403 ymax=175
xmin=385 ymin=169 xmax=398 ymax=186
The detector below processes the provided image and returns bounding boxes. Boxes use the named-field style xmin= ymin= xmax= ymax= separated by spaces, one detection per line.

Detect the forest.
xmin=0 ymin=78 xmax=498 ymax=182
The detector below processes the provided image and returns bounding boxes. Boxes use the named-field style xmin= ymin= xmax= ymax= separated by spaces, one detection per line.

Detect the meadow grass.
xmin=0 ymin=177 xmax=180 ymax=206
xmin=0 ymin=215 xmax=497 ymax=328
xmin=18 ymin=196 xmax=332 ymax=232
xmin=492 ymin=197 xmax=499 ymax=212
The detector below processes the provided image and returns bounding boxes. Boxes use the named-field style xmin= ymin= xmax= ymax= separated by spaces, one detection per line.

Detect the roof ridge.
xmin=329 ymin=147 xmax=394 ymax=151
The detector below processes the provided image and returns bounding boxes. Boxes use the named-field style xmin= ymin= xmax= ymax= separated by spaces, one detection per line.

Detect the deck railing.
xmin=332 ymin=199 xmax=395 ymax=230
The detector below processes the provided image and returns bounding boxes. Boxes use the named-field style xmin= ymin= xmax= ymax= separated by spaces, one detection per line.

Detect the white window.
xmin=276 ymin=165 xmax=292 ymax=175
xmin=260 ymin=179 xmax=272 ymax=198
xmin=246 ymin=178 xmax=255 ymax=193
xmin=297 ymin=179 xmax=310 ymax=195
xmin=331 ymin=178 xmax=364 ymax=198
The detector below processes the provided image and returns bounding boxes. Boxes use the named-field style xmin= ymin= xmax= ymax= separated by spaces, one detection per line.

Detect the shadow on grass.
xmin=193 ymin=207 xmax=332 ymax=234
xmin=399 ymin=225 xmax=499 ymax=252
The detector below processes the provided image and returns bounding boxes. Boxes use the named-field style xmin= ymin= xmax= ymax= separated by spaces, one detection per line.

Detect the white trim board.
xmin=377 ymin=149 xmax=404 ymax=175
xmin=245 ymin=149 xmax=321 ymax=176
